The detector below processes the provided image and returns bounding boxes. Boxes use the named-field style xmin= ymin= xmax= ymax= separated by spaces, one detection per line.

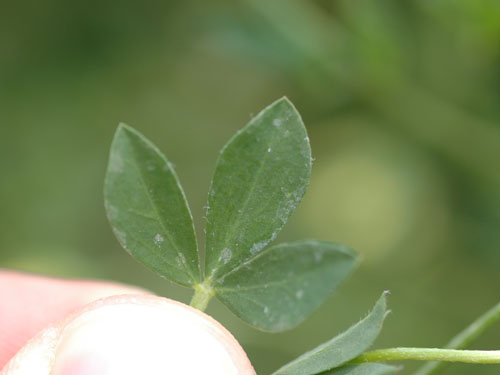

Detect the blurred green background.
xmin=1 ymin=0 xmax=499 ymax=374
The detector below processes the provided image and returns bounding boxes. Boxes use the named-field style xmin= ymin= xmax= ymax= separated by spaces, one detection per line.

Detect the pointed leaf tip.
xmin=204 ymin=97 xmax=312 ymax=282
xmin=272 ymin=293 xmax=389 ymax=375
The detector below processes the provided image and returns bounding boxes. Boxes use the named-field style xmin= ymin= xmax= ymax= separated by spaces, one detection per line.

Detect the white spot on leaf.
xmin=177 ymin=253 xmax=186 ymax=266
xmin=264 ymin=306 xmax=269 ymax=315
xmin=154 ymin=233 xmax=164 ymax=247
xmin=220 ymin=248 xmax=232 ymax=264
xmin=273 ymin=118 xmax=282 ymax=127
xmin=296 ymin=289 xmax=304 ymax=299
xmin=270 ymin=231 xmax=278 ymax=242
xmin=250 ymin=241 xmax=266 ymax=255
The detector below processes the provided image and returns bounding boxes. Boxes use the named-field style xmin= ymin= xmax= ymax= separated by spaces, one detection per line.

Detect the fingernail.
xmin=52 ymin=297 xmax=249 ymax=375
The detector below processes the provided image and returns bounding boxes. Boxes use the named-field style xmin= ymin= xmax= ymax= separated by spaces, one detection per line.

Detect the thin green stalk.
xmin=350 ymin=348 xmax=500 ymax=365
xmin=414 ymin=301 xmax=500 ymax=375
xmin=190 ymin=281 xmax=215 ymax=312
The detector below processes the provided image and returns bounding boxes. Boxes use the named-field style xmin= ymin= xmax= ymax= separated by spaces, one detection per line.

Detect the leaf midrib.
xmin=210 ymin=126 xmax=284 ymax=279
xmin=124 ymin=135 xmax=197 ymax=284
xmin=272 ymin=301 xmax=385 ymax=375
xmin=216 ymin=259 xmax=347 ymax=293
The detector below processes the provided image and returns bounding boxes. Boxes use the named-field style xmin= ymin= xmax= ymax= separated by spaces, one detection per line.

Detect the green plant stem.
xmin=190 ymin=281 xmax=215 ymax=312
xmin=414 ymin=301 xmax=500 ymax=375
xmin=350 ymin=348 xmax=500 ymax=365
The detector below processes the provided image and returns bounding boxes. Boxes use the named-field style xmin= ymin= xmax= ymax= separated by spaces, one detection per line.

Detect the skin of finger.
xmin=1 ymin=294 xmax=256 ymax=375
xmin=0 ymin=270 xmax=149 ymax=367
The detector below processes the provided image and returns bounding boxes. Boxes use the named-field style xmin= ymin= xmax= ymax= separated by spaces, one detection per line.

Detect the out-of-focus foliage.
xmin=1 ymin=1 xmax=499 ymax=374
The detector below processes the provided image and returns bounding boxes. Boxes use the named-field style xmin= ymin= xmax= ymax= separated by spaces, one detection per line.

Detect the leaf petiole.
xmin=350 ymin=347 xmax=500 ymax=365
xmin=190 ymin=281 xmax=215 ymax=312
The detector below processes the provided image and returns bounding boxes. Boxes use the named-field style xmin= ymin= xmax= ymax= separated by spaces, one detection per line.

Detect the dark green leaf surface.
xmin=215 ymin=240 xmax=358 ymax=331
xmin=272 ymin=293 xmax=389 ymax=375
xmin=204 ymin=97 xmax=311 ymax=281
xmin=323 ymin=363 xmax=400 ymax=375
xmin=104 ymin=124 xmax=200 ymax=287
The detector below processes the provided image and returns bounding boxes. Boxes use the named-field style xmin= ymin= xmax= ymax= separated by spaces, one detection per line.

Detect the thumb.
xmin=2 ymin=294 xmax=255 ymax=375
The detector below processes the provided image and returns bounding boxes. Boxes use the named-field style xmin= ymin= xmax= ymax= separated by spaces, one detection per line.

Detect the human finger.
xmin=2 ymin=294 xmax=255 ymax=375
xmin=0 ymin=270 xmax=149 ymax=367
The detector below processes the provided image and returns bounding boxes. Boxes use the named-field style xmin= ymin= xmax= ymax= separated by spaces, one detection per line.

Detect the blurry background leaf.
xmin=215 ymin=240 xmax=358 ymax=332
xmin=205 ymin=98 xmax=311 ymax=281
xmin=1 ymin=0 xmax=499 ymax=374
xmin=104 ymin=124 xmax=200 ymax=286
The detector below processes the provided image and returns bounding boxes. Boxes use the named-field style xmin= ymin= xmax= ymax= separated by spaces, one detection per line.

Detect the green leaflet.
xmin=104 ymin=124 xmax=200 ymax=287
xmin=322 ymin=363 xmax=400 ymax=375
xmin=272 ymin=293 xmax=389 ymax=375
xmin=104 ymin=99 xmax=361 ymax=334
xmin=215 ymin=240 xmax=358 ymax=331
xmin=204 ymin=97 xmax=311 ymax=281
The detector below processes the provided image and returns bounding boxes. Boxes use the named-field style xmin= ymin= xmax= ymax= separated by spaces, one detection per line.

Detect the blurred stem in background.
xmin=345 ymin=300 xmax=500 ymax=372
xmin=414 ymin=301 xmax=500 ymax=375
xmin=243 ymin=0 xmax=500 ymax=194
